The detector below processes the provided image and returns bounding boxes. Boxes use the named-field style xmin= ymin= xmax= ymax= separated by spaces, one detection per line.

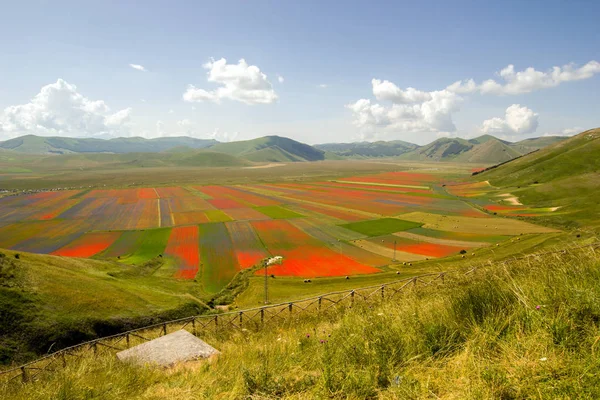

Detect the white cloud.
xmin=277 ymin=75 xmax=284 ymax=83
xmin=168 ymin=109 xmax=174 ymax=114
xmin=372 ymin=79 xmax=432 ymax=103
xmin=346 ymin=79 xmax=462 ymax=135
xmin=177 ymin=119 xmax=192 ymax=127
xmin=0 ymin=79 xmax=132 ymax=139
xmin=183 ymin=58 xmax=278 ymax=105
xmin=318 ymin=84 xmax=329 ymax=88
xmin=156 ymin=120 xmax=165 ymax=136
xmin=481 ymin=104 xmax=539 ymax=135
xmin=129 ymin=64 xmax=148 ymax=72
xmin=447 ymin=60 xmax=600 ymax=95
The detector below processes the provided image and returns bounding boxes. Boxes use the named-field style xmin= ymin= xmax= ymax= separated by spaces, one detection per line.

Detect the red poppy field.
xmin=0 ymin=171 xmax=551 ymax=292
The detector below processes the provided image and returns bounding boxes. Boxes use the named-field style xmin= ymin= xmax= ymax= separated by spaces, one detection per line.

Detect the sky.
xmin=0 ymin=0 xmax=599 ymax=145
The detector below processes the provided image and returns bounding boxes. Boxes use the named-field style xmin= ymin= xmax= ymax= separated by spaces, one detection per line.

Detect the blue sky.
xmin=0 ymin=0 xmax=598 ymax=144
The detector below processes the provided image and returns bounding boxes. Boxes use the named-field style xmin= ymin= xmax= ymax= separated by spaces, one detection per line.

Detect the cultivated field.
xmin=0 ymin=166 xmax=558 ymax=294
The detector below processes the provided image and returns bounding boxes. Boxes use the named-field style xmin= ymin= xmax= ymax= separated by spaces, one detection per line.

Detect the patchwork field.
xmin=0 ymin=170 xmax=559 ymax=293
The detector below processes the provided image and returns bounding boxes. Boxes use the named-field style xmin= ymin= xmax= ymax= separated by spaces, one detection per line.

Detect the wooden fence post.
xmin=61 ymin=352 xmax=67 ymax=368
xmin=318 ymin=297 xmax=322 ymax=311
xmin=192 ymin=317 xmax=196 ymax=336
xmin=350 ymin=290 xmax=355 ymax=307
xmin=381 ymin=285 xmax=385 ymax=300
xmin=239 ymin=312 xmax=243 ymax=329
xmin=126 ymin=333 xmax=130 ymax=348
xmin=162 ymin=323 xmax=167 ymax=336
xmin=288 ymin=303 xmax=293 ymax=315
xmin=21 ymin=367 xmax=28 ymax=383
xmin=92 ymin=342 xmax=97 ymax=356
xmin=260 ymin=308 xmax=265 ymax=326
xmin=214 ymin=315 xmax=218 ymax=332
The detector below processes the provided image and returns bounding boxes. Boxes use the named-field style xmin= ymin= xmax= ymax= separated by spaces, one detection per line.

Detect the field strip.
xmin=392 ymin=231 xmax=489 ymax=248
xmin=241 ymin=186 xmax=379 ymax=219
xmin=331 ymin=180 xmax=430 ymax=190
xmin=156 ymin=199 xmax=161 ymax=228
xmin=352 ymin=239 xmax=428 ymax=261
xmin=167 ymin=200 xmax=175 ymax=226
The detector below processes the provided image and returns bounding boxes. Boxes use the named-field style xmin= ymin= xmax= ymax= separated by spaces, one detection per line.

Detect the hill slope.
xmin=475 ymin=128 xmax=600 ymax=227
xmin=208 ymin=135 xmax=326 ymax=162
xmin=3 ymin=246 xmax=599 ymax=398
xmin=400 ymin=137 xmax=475 ymax=161
xmin=0 ymin=135 xmax=217 ymax=154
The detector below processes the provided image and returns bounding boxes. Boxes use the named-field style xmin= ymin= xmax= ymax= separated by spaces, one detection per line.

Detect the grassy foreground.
xmin=3 ymin=245 xmax=600 ymax=399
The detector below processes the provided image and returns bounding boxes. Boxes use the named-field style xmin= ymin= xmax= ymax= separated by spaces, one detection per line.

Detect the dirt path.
xmin=243 ymin=163 xmax=285 ymax=169
xmin=352 ymin=239 xmax=428 ymax=261
xmin=392 ymin=231 xmax=490 ymax=248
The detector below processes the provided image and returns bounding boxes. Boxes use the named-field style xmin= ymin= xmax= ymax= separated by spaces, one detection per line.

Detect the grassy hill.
xmin=0 ymin=135 xmax=217 ymax=154
xmin=208 ymin=135 xmax=327 ymax=162
xmin=474 ymin=128 xmax=600 ymax=228
xmin=0 ymin=249 xmax=208 ymax=364
xmin=3 ymin=244 xmax=599 ymax=399
xmin=454 ymin=137 xmax=522 ymax=163
xmin=400 ymin=137 xmax=474 ymax=161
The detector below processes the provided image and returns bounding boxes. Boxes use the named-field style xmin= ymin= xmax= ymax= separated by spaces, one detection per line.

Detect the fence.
xmin=2 ymin=241 xmax=599 ymax=384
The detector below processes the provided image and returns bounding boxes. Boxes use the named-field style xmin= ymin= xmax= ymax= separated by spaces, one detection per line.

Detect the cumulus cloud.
xmin=129 ymin=64 xmax=148 ymax=72
xmin=346 ymin=79 xmax=462 ymax=135
xmin=0 ymin=79 xmax=132 ymax=139
xmin=447 ymin=60 xmax=600 ymax=95
xmin=372 ymin=79 xmax=432 ymax=103
xmin=277 ymin=75 xmax=284 ymax=83
xmin=481 ymin=104 xmax=539 ymax=135
xmin=183 ymin=58 xmax=277 ymax=105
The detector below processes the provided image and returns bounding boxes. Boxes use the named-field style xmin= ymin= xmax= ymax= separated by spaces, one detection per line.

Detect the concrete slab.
xmin=116 ymin=329 xmax=219 ymax=367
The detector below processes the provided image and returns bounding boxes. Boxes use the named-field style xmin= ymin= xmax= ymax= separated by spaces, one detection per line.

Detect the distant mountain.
xmin=0 ymin=135 xmax=217 ymax=154
xmin=315 ymin=140 xmax=418 ymax=158
xmin=22 ymin=149 xmax=250 ymax=169
xmin=454 ymin=137 xmax=522 ymax=163
xmin=208 ymin=135 xmax=328 ymax=162
xmin=399 ymin=137 xmax=475 ymax=161
xmin=0 ymin=133 xmax=570 ymax=165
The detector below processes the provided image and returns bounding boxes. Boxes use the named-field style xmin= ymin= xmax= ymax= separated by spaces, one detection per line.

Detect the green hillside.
xmin=400 ymin=137 xmax=474 ymax=161
xmin=0 ymin=135 xmax=217 ymax=154
xmin=0 ymin=249 xmax=207 ymax=364
xmin=454 ymin=137 xmax=522 ymax=163
xmin=2 ymin=149 xmax=249 ymax=171
xmin=474 ymin=128 xmax=600 ymax=228
xmin=208 ymin=135 xmax=326 ymax=162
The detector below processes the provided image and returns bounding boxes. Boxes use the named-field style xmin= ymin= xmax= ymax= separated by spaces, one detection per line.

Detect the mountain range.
xmin=0 ymin=133 xmax=570 ymax=166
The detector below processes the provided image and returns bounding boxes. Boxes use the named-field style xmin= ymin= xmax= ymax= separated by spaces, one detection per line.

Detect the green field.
xmin=341 ymin=218 xmax=423 ymax=236
xmin=254 ymin=205 xmax=304 ymax=219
